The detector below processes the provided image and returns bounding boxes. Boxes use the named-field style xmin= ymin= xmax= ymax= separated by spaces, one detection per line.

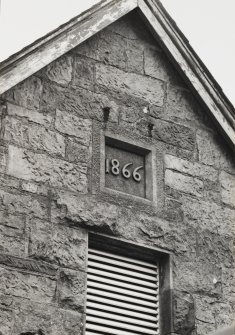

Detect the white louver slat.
xmin=85 ymin=248 xmax=160 ymax=335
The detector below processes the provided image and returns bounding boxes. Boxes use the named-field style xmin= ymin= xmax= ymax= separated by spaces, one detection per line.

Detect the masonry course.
xmin=0 ymin=11 xmax=234 ymax=335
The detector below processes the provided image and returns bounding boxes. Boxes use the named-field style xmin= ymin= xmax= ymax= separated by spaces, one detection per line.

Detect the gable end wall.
xmin=0 ymin=11 xmax=234 ymax=335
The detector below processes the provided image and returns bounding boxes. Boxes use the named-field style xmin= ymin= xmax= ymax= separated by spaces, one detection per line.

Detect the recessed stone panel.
xmin=105 ymin=144 xmax=146 ymax=198
xmin=103 ymin=136 xmax=154 ymax=200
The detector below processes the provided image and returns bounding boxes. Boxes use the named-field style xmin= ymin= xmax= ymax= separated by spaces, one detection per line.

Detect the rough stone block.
xmin=152 ymin=119 xmax=195 ymax=150
xmin=203 ymin=179 xmax=221 ymax=204
xmin=195 ymin=230 xmax=234 ymax=268
xmin=44 ymin=55 xmax=73 ymax=86
xmin=72 ymin=56 xmax=95 ymax=90
xmin=126 ymin=39 xmax=144 ymax=73
xmin=0 ymin=211 xmax=25 ymax=257
xmin=75 ymin=30 xmax=127 ymax=70
xmin=55 ymin=109 xmax=92 ymax=146
xmin=197 ymin=130 xmax=235 ymax=173
xmin=12 ymin=301 xmax=83 ymax=335
xmin=0 ymin=146 xmax=7 ymax=173
xmin=66 ymin=139 xmax=91 ymax=164
xmin=41 ymin=82 xmax=118 ymax=123
xmin=0 ymin=267 xmax=56 ymax=303
xmin=173 ymin=291 xmax=195 ymax=335
xmin=51 ymin=191 xmax=118 ymax=234
xmin=194 ymin=295 xmax=216 ymax=335
xmin=7 ymin=146 xmax=88 ymax=193
xmin=29 ymin=219 xmax=87 ymax=270
xmin=3 ymin=76 xmax=43 ymax=109
xmin=0 ymin=190 xmax=48 ymax=220
xmin=96 ymin=30 xmax=127 ymax=69
xmin=0 ymin=254 xmax=57 ymax=277
xmin=165 ymin=154 xmax=218 ymax=182
xmin=7 ymin=102 xmax=53 ymax=126
xmin=166 ymin=87 xmax=203 ymax=125
xmin=165 ymin=169 xmax=203 ymax=197
xmin=58 ymin=269 xmax=86 ymax=311
xmin=182 ymin=196 xmax=235 ymax=236
xmin=174 ymin=260 xmax=222 ymax=297
xmin=96 ymin=63 xmax=165 ymax=106
xmin=144 ymin=48 xmax=181 ymax=84
xmin=0 ymin=309 xmax=13 ymax=335
xmin=0 ymin=173 xmax=20 ymax=191
xmin=4 ymin=117 xmax=65 ymax=157
xmin=220 ymin=171 xmax=235 ymax=207
xmin=21 ymin=181 xmax=48 ymax=196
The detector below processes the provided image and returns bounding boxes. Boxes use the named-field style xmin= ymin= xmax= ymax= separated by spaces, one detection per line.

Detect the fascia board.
xmin=0 ymin=0 xmax=137 ymax=95
xmin=138 ymin=0 xmax=235 ymax=149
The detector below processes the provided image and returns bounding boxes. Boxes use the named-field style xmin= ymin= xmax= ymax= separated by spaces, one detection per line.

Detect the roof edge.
xmin=0 ymin=0 xmax=137 ymax=94
xmin=138 ymin=0 xmax=235 ymax=149
xmin=0 ymin=0 xmax=235 ymax=150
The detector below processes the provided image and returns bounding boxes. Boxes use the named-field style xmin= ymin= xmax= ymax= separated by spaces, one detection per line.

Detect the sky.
xmin=0 ymin=0 xmax=234 ymax=106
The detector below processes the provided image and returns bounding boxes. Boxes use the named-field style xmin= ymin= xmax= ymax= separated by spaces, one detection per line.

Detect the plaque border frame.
xmin=91 ymin=121 xmax=164 ymax=208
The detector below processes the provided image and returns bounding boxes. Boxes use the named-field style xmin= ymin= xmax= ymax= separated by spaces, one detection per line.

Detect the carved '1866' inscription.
xmin=104 ymin=142 xmax=146 ymax=198
xmin=105 ymin=159 xmax=143 ymax=182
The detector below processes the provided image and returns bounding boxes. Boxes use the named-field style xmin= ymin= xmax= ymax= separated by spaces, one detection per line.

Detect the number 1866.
xmin=105 ymin=158 xmax=143 ymax=182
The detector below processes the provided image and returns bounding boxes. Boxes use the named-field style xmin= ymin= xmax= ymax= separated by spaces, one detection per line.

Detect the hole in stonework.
xmin=103 ymin=107 xmax=110 ymax=123
xmin=148 ymin=123 xmax=154 ymax=137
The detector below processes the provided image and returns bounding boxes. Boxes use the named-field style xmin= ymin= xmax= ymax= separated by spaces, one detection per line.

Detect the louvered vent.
xmin=85 ymin=248 xmax=160 ymax=335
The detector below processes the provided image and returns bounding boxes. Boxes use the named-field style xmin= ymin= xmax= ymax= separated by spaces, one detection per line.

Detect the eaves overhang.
xmin=0 ymin=0 xmax=234 ymax=150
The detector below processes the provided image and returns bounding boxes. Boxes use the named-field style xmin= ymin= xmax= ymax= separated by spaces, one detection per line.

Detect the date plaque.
xmin=104 ymin=137 xmax=151 ymax=199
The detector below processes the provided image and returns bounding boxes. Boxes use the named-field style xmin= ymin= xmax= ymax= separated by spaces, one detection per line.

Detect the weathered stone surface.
xmin=0 ymin=211 xmax=25 ymax=257
xmin=0 ymin=173 xmax=20 ymax=191
xmin=0 ymin=190 xmax=48 ymax=219
xmin=21 ymin=181 xmax=48 ymax=196
xmin=174 ymin=260 xmax=222 ymax=297
xmin=51 ymin=191 xmax=118 ymax=234
xmin=173 ymin=291 xmax=195 ymax=335
xmin=58 ymin=269 xmax=86 ymax=311
xmin=96 ymin=63 xmax=165 ymax=106
xmin=12 ymin=301 xmax=83 ymax=335
xmin=96 ymin=30 xmax=127 ymax=69
xmin=66 ymin=139 xmax=91 ymax=164
xmin=0 ymin=146 xmax=7 ymax=173
xmin=0 ymin=267 xmax=56 ymax=303
xmin=7 ymin=146 xmax=88 ymax=193
xmin=72 ymin=56 xmax=95 ymax=90
xmin=165 ymin=87 xmax=204 ymax=125
xmin=0 ymin=254 xmax=57 ymax=277
xmin=4 ymin=117 xmax=65 ymax=156
xmin=220 ymin=171 xmax=235 ymax=207
xmin=152 ymin=119 xmax=195 ymax=150
xmin=45 ymin=55 xmax=73 ymax=85
xmin=203 ymin=179 xmax=221 ymax=204
xmin=0 ymin=309 xmax=13 ymax=335
xmin=194 ymin=295 xmax=217 ymax=335
xmin=182 ymin=196 xmax=235 ymax=236
xmin=3 ymin=76 xmax=43 ymax=109
xmin=55 ymin=109 xmax=92 ymax=146
xmin=41 ymin=82 xmax=119 ymax=123
xmin=165 ymin=169 xmax=203 ymax=197
xmin=0 ymin=10 xmax=235 ymax=335
xmin=7 ymin=102 xmax=52 ymax=126
xmin=144 ymin=48 xmax=181 ymax=84
xmin=126 ymin=38 xmax=144 ymax=73
xmin=29 ymin=219 xmax=87 ymax=270
xmin=197 ymin=129 xmax=235 ymax=173
xmin=165 ymin=154 xmax=218 ymax=182
xmin=195 ymin=230 xmax=234 ymax=268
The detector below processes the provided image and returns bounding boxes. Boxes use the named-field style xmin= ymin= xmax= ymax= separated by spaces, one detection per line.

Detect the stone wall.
xmin=0 ymin=10 xmax=234 ymax=335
